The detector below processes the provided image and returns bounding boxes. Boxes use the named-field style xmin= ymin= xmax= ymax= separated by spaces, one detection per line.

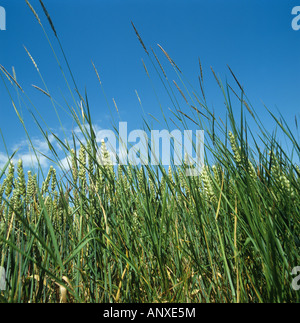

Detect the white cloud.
xmin=0 ymin=151 xmax=49 ymax=172
xmin=15 ymin=153 xmax=49 ymax=169
xmin=0 ymin=122 xmax=109 ymax=176
xmin=1 ymin=135 xmax=54 ymax=173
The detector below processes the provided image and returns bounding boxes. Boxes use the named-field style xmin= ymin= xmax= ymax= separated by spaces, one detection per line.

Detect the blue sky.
xmin=0 ymin=0 xmax=300 ymax=171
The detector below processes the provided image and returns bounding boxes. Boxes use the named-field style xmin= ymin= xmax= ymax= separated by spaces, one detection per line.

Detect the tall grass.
xmin=0 ymin=1 xmax=299 ymax=303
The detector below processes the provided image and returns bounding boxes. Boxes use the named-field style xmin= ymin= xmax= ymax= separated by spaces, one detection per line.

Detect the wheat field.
xmin=0 ymin=1 xmax=299 ymax=303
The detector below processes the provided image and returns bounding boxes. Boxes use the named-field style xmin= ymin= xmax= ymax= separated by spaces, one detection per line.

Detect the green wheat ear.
xmin=137 ymin=167 xmax=144 ymax=192
xmin=247 ymin=159 xmax=257 ymax=180
xmin=5 ymin=162 xmax=14 ymax=197
xmin=212 ymin=164 xmax=221 ymax=188
xmin=70 ymin=148 xmax=78 ymax=184
xmin=26 ymin=170 xmax=33 ymax=205
xmin=168 ymin=165 xmax=173 ymax=185
xmin=16 ymin=159 xmax=26 ymax=197
xmin=26 ymin=172 xmax=38 ymax=205
xmin=42 ymin=166 xmax=53 ymax=195
xmin=11 ymin=159 xmax=26 ymax=217
xmin=100 ymin=140 xmax=111 ymax=165
xmin=148 ymin=172 xmax=155 ymax=199
xmin=99 ymin=139 xmax=114 ymax=182
xmin=117 ymin=164 xmax=123 ymax=182
xmin=78 ymin=144 xmax=87 ymax=186
xmin=51 ymin=167 xmax=57 ymax=192
xmin=0 ymin=181 xmax=5 ymax=203
xmin=228 ymin=131 xmax=242 ymax=165
xmin=201 ymin=165 xmax=217 ymax=203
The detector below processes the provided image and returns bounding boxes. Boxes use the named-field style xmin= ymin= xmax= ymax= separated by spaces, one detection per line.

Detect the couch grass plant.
xmin=0 ymin=1 xmax=299 ymax=303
